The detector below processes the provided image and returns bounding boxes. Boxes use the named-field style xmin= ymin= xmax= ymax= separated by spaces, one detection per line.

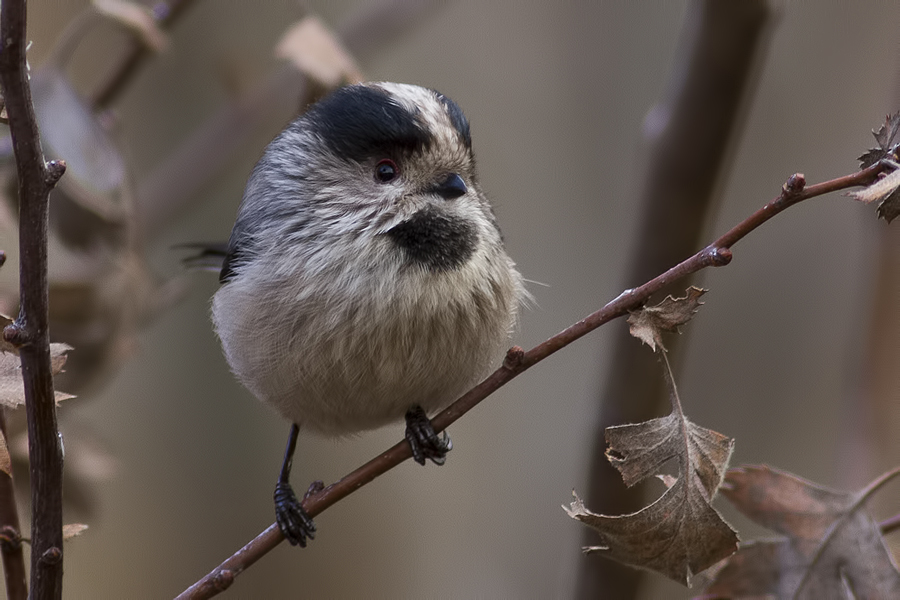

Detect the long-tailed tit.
xmin=209 ymin=82 xmax=524 ymax=545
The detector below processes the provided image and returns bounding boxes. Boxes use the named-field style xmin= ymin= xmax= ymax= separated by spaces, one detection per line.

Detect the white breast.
xmin=211 ymin=236 xmax=522 ymax=436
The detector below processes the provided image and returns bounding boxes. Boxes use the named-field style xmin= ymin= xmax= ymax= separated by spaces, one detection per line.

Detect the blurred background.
xmin=2 ymin=0 xmax=900 ymax=598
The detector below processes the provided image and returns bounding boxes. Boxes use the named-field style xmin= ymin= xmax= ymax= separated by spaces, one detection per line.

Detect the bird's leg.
xmin=405 ymin=405 xmax=452 ymax=466
xmin=273 ymin=423 xmax=317 ymax=546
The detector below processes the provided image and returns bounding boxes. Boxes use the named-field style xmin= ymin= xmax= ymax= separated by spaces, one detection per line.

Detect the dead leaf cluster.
xmin=853 ymin=112 xmax=900 ymax=222
xmin=627 ymin=286 xmax=706 ymax=353
xmin=567 ymin=293 xmax=737 ymax=586
xmin=570 ymin=287 xmax=900 ymax=597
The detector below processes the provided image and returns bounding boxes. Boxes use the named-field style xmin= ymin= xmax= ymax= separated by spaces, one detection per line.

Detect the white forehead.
xmin=371 ymin=82 xmax=459 ymax=148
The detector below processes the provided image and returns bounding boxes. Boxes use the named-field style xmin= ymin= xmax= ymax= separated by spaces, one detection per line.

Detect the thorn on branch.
xmin=704 ymin=247 xmax=733 ymax=267
xmin=210 ymin=569 xmax=234 ymax=592
xmin=303 ymin=480 xmax=325 ymax=502
xmin=38 ymin=547 xmax=61 ymax=565
xmin=503 ymin=346 xmax=525 ymax=371
xmin=43 ymin=160 xmax=66 ymax=186
xmin=782 ymin=172 xmax=806 ymax=196
xmin=1 ymin=322 xmax=28 ymax=348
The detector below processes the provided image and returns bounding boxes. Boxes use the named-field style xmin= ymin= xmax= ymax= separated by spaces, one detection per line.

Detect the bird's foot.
xmin=405 ymin=405 xmax=452 ymax=466
xmin=274 ymin=480 xmax=318 ymax=547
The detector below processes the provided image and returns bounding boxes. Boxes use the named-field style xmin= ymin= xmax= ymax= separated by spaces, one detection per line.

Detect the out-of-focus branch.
xmin=176 ymin=164 xmax=887 ymax=600
xmin=134 ymin=0 xmax=447 ymax=240
xmin=577 ymin=1 xmax=775 ymax=597
xmin=881 ymin=512 xmax=900 ymax=535
xmin=134 ymin=63 xmax=304 ymax=237
xmin=90 ymin=0 xmax=200 ymax=109
xmin=0 ymin=0 xmax=68 ymax=598
xmin=0 ymin=411 xmax=26 ymax=600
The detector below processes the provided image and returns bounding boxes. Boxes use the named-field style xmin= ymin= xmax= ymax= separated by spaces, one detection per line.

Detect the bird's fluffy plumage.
xmin=212 ymin=82 xmax=524 ymax=435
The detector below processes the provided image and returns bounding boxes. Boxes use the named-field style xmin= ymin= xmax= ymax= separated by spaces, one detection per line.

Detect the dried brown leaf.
xmin=0 ymin=344 xmax=75 ymax=408
xmin=275 ymin=16 xmax=364 ymax=88
xmin=565 ymin=355 xmax=737 ymax=586
xmin=858 ymin=112 xmax=900 ymax=169
xmin=850 ymin=168 xmax=900 ymax=205
xmin=0 ymin=352 xmax=26 ymax=409
xmin=877 ymin=190 xmax=900 ymax=224
xmin=849 ymin=168 xmax=900 ymax=224
xmin=704 ymin=465 xmax=900 ymax=598
xmin=627 ymin=286 xmax=706 ymax=352
xmin=62 ymin=523 xmax=88 ymax=540
xmin=566 ymin=474 xmax=738 ymax=586
xmin=605 ymin=411 xmax=734 ymax=498
xmin=92 ymin=0 xmax=168 ymax=52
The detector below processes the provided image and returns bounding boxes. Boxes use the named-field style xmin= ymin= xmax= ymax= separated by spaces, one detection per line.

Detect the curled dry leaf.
xmin=627 ymin=286 xmax=707 ymax=352
xmin=62 ymin=523 xmax=88 ymax=540
xmin=565 ymin=354 xmax=737 ymax=586
xmin=0 ymin=343 xmax=75 ymax=408
xmin=275 ymin=15 xmax=364 ymax=89
xmin=855 ymin=112 xmax=900 ymax=223
xmin=858 ymin=112 xmax=900 ymax=169
xmin=877 ymin=192 xmax=900 ymax=223
xmin=703 ymin=465 xmax=900 ymax=599
xmin=849 ymin=167 xmax=900 ymax=224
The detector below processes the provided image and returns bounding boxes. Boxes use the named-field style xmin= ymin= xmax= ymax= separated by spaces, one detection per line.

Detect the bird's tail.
xmin=173 ymin=242 xmax=229 ymax=272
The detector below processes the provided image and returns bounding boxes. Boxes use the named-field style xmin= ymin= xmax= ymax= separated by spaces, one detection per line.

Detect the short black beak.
xmin=431 ymin=173 xmax=467 ymax=200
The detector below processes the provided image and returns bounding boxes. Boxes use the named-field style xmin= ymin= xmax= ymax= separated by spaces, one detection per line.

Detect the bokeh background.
xmin=4 ymin=1 xmax=900 ymax=598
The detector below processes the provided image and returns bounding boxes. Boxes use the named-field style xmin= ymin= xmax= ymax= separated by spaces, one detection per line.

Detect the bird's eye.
xmin=374 ymin=159 xmax=399 ymax=183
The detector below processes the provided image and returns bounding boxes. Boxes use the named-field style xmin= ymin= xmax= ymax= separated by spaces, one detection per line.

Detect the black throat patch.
xmin=387 ymin=208 xmax=478 ymax=272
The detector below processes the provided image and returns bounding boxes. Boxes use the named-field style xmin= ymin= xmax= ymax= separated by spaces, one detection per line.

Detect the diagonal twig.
xmin=90 ymin=0 xmax=200 ymax=109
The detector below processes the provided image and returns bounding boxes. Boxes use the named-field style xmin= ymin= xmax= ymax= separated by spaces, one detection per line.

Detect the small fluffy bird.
xmin=210 ymin=82 xmax=524 ymax=545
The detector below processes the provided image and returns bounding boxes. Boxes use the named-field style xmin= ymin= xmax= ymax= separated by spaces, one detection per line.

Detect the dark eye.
xmin=375 ymin=159 xmax=399 ymax=183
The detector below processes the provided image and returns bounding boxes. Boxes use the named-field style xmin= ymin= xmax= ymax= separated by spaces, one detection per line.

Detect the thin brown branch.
xmin=0 ymin=1 xmax=68 ymax=598
xmin=177 ymin=161 xmax=886 ymax=600
xmin=0 ymin=411 xmax=26 ymax=600
xmin=580 ymin=0 xmax=774 ymax=594
xmin=90 ymin=0 xmax=199 ymax=109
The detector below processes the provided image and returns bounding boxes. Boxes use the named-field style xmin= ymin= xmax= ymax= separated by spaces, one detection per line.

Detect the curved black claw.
xmin=274 ymin=481 xmax=316 ymax=547
xmin=405 ymin=405 xmax=452 ymax=466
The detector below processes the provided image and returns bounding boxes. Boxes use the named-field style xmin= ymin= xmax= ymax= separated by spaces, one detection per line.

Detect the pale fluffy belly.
xmin=213 ymin=284 xmax=510 ymax=436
